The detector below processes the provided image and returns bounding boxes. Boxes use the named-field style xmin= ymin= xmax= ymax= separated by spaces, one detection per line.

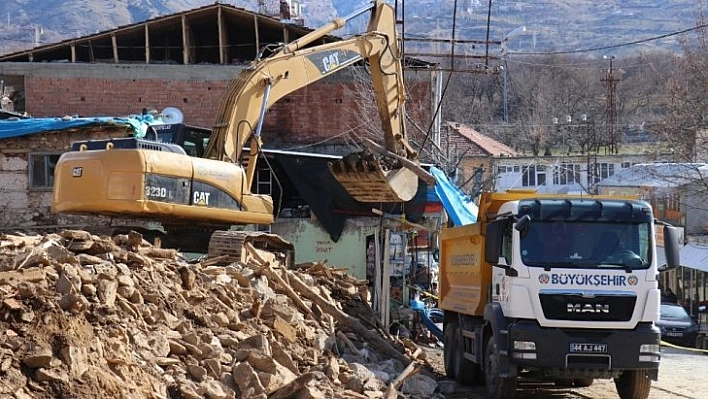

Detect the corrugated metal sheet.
xmin=680 ymin=243 xmax=708 ymax=272
xmin=598 ymin=163 xmax=708 ymax=188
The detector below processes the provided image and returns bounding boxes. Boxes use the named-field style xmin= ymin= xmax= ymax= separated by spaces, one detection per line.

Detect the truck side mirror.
xmin=663 ymin=225 xmax=681 ymax=268
xmin=485 ymin=220 xmax=502 ymax=264
xmin=514 ymin=214 xmax=530 ymax=232
xmin=484 ymin=219 xmax=517 ymax=277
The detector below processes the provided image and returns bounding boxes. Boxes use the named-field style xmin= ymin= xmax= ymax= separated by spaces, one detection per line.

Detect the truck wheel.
xmin=614 ymin=370 xmax=651 ymax=399
xmin=443 ymin=322 xmax=457 ymax=378
xmin=453 ymin=326 xmax=479 ymax=385
xmin=484 ymin=336 xmax=517 ymax=399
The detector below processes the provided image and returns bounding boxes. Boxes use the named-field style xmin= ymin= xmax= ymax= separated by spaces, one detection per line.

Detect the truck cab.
xmin=440 ymin=191 xmax=681 ymax=399
xmin=490 ymin=197 xmax=660 ymax=328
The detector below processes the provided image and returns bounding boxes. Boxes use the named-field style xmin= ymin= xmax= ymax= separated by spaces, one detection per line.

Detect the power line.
xmin=511 ymin=23 xmax=708 ymax=56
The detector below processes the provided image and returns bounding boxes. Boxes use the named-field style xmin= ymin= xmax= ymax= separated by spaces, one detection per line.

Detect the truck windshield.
xmin=520 ymin=221 xmax=652 ymax=269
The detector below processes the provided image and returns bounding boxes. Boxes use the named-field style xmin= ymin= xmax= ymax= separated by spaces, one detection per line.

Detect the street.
xmin=430 ymin=346 xmax=707 ymax=398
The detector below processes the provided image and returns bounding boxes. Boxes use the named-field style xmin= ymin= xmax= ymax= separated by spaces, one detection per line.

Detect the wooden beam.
xmin=88 ymin=40 xmax=94 ymax=63
xmin=371 ymin=208 xmax=431 ymax=232
xmin=144 ymin=23 xmax=150 ymax=64
xmin=382 ymin=229 xmax=391 ymax=331
xmin=373 ymin=229 xmax=382 ymax=319
xmin=253 ymin=15 xmax=260 ymax=59
xmin=217 ymin=6 xmax=226 ymax=64
xmin=282 ymin=26 xmax=289 ymax=45
xmin=362 ymin=138 xmax=436 ymax=185
xmin=181 ymin=15 xmax=190 ymax=64
xmin=111 ymin=34 xmax=118 ymax=63
xmin=384 ymin=350 xmax=422 ymax=398
xmin=286 ymin=266 xmax=410 ymax=365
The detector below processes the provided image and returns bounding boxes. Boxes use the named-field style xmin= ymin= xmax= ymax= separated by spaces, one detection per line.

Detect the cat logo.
xmin=322 ymin=52 xmax=341 ymax=73
xmin=193 ymin=191 xmax=211 ymax=206
xmin=72 ymin=167 xmax=83 ymax=177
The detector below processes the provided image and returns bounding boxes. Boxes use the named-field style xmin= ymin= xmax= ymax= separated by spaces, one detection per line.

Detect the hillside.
xmin=0 ymin=0 xmax=702 ymax=57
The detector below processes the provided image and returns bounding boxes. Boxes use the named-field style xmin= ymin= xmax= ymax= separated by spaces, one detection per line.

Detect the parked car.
xmin=697 ymin=305 xmax=708 ymax=350
xmin=657 ymin=302 xmax=698 ymax=348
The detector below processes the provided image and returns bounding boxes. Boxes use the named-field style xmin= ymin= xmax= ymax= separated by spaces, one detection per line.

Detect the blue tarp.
xmin=0 ymin=114 xmax=159 ymax=140
xmin=430 ymin=166 xmax=478 ymax=226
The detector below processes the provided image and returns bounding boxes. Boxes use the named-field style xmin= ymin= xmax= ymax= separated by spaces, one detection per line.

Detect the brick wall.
xmin=0 ymin=63 xmax=434 ymax=231
xmin=24 ymin=70 xmax=432 ymax=147
xmin=27 ymin=76 xmax=229 ymax=127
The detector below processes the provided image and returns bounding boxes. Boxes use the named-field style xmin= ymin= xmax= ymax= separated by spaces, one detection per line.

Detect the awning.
xmin=679 ymin=243 xmax=708 ymax=272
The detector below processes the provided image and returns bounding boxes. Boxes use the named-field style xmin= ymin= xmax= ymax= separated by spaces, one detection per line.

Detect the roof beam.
xmin=218 ymin=6 xmax=226 ymax=64
xmin=144 ymin=24 xmax=150 ymax=64
xmin=88 ymin=40 xmax=95 ymax=62
xmin=282 ymin=25 xmax=290 ymax=44
xmin=111 ymin=34 xmax=118 ymax=63
xmin=181 ymin=15 xmax=191 ymax=64
xmin=253 ymin=15 xmax=260 ymax=60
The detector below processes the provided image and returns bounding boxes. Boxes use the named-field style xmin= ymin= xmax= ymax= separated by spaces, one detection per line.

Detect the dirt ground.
xmin=421 ymin=345 xmax=707 ymax=399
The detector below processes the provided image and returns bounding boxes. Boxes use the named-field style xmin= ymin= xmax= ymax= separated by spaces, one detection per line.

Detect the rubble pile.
xmin=0 ymin=230 xmax=438 ymax=399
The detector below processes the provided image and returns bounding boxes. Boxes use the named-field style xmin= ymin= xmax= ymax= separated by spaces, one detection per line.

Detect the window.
xmin=599 ymin=162 xmax=615 ymax=179
xmin=589 ymin=162 xmax=615 ymax=185
xmin=522 ymin=165 xmax=546 ymax=187
xmin=522 ymin=166 xmax=536 ymax=186
xmin=501 ymin=221 xmax=513 ymax=264
xmin=553 ymin=163 xmax=580 ymax=185
xmin=29 ymin=153 xmax=61 ymax=189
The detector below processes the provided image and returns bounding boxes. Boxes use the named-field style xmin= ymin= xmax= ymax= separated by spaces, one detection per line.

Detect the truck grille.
xmin=539 ymin=293 xmax=636 ymax=321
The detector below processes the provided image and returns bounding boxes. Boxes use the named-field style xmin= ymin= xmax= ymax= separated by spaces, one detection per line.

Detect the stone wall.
xmin=0 ymin=127 xmax=128 ymax=229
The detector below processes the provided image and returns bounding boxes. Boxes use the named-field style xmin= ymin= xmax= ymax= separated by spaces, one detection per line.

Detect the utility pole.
xmin=602 ymin=55 xmax=620 ymax=154
xmin=501 ymin=26 xmax=526 ymax=123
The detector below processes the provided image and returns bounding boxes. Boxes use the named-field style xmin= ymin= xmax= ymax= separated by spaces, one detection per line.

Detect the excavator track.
xmin=208 ymin=231 xmax=294 ymax=268
xmin=328 ymin=150 xmax=418 ymax=203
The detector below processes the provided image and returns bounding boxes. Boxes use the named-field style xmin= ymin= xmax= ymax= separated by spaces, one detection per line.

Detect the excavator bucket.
xmin=328 ymin=151 xmax=418 ymax=202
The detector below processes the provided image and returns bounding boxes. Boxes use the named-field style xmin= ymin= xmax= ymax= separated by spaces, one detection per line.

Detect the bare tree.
xmin=661 ymin=17 xmax=708 ymax=162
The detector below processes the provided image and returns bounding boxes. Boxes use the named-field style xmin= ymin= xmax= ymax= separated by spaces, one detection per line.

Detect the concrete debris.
xmin=0 ymin=230 xmax=439 ymax=399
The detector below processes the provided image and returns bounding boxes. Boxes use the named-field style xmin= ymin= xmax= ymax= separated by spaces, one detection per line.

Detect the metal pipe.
xmin=254 ymin=78 xmax=273 ymax=138
xmin=282 ymin=1 xmax=377 ymax=53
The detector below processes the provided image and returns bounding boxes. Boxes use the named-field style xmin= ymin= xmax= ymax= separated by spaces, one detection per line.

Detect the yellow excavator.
xmin=52 ymin=0 xmax=429 ymax=257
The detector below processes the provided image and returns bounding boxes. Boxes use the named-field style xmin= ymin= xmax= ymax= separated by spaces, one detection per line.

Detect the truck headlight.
xmin=511 ymin=341 xmax=537 ymax=359
xmin=640 ymin=344 xmax=660 ymax=353
xmin=513 ymin=341 xmax=536 ymax=350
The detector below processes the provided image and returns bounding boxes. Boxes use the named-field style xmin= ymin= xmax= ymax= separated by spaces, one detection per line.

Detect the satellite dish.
xmin=160 ymin=107 xmax=184 ymax=124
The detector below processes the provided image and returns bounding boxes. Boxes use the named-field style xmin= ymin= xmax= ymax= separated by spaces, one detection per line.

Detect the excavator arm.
xmin=204 ymin=0 xmax=421 ymax=202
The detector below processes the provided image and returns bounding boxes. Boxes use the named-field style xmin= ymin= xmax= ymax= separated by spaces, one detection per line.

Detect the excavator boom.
xmin=205 ymin=0 xmax=420 ymax=202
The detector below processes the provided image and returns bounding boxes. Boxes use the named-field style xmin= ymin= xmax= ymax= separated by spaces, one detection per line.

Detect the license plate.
xmin=666 ymin=332 xmax=683 ymax=337
xmin=570 ymin=343 xmax=607 ymax=353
